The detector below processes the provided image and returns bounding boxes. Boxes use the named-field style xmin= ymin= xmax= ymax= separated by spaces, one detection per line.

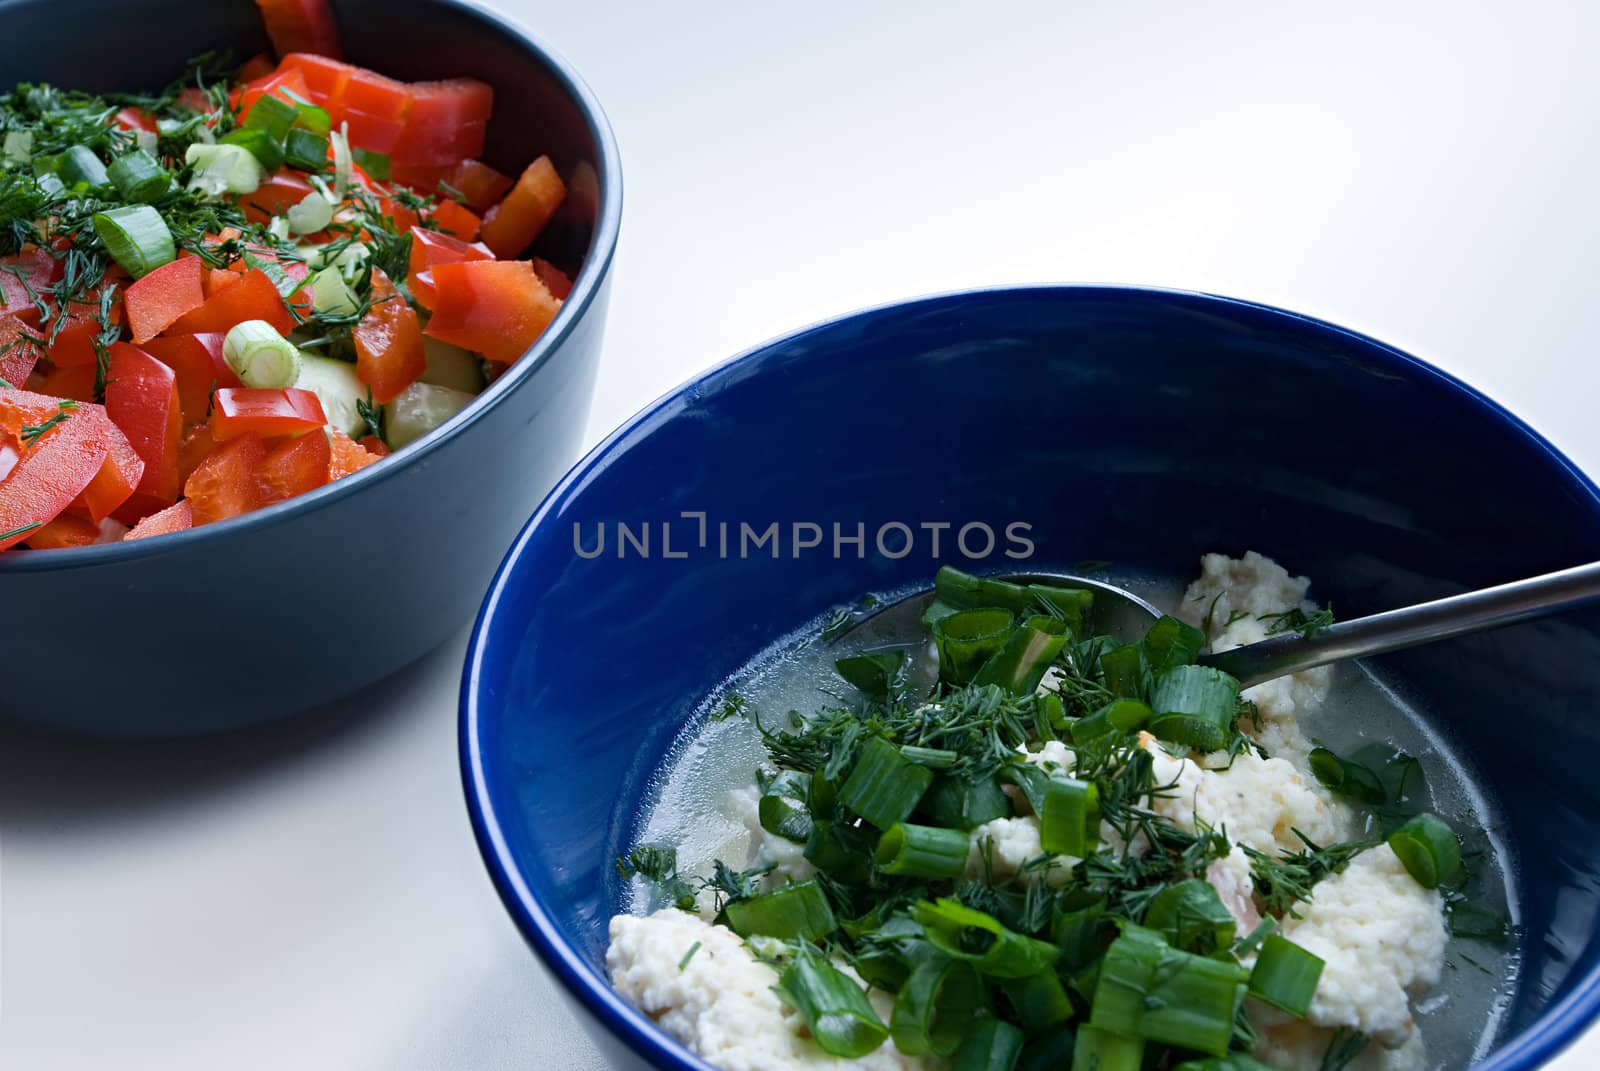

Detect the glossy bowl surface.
xmin=0 ymin=0 xmax=621 ymax=736
xmin=464 ymin=286 xmax=1600 ymax=1071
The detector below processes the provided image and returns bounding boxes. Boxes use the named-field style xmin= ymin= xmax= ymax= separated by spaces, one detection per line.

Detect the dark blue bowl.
xmin=463 ymin=287 xmax=1600 ymax=1070
xmin=0 ymin=0 xmax=620 ymax=737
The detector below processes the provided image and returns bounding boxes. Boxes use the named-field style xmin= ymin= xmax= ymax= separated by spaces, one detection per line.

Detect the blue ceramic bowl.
xmin=0 ymin=0 xmax=620 ymax=737
xmin=463 ymin=287 xmax=1600 ymax=1071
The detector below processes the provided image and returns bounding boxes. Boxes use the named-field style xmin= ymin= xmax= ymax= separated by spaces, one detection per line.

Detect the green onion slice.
xmin=876 ymin=823 xmax=971 ymax=879
xmin=722 ymin=879 xmax=836 ymax=941
xmin=1143 ymin=878 xmax=1236 ymax=955
xmin=912 ymin=898 xmax=1060 ymax=979
xmin=1071 ymin=1025 xmax=1144 ymax=1071
xmin=284 ymin=126 xmax=330 ymax=171
xmin=1308 ymin=746 xmax=1387 ymax=805
xmin=1038 ymin=775 xmax=1100 ymax=858
xmin=106 ymin=149 xmax=171 ymax=204
xmin=1148 ymin=664 xmax=1241 ymax=753
xmin=953 ymin=1017 xmax=1026 ymax=1071
xmin=1247 ymin=933 xmax=1324 ymax=1017
xmin=890 ymin=958 xmax=986 ymax=1057
xmin=1141 ymin=614 xmax=1206 ymax=674
xmin=919 ymin=773 xmax=1013 ymax=831
xmin=58 ymin=144 xmax=109 ymax=187
xmin=223 ymin=320 xmax=303 ymax=389
xmin=835 ymin=650 xmax=907 ymax=701
xmin=773 ymin=945 xmax=889 ymax=1058
xmin=1069 ymin=698 xmax=1152 ymax=744
xmin=1001 ymin=969 xmax=1075 ymax=1034
xmin=92 ymin=204 xmax=175 ymax=278
xmin=221 ymin=127 xmax=286 ymax=171
xmin=839 ymin=736 xmax=933 ymax=829
xmin=1088 ymin=928 xmax=1248 ymax=1056
xmin=1099 ymin=643 xmax=1147 ymax=700
xmin=973 ymin=617 xmax=1068 ymax=696
xmin=758 ymin=770 xmax=812 ymax=844
xmin=245 ymin=94 xmax=299 ymax=141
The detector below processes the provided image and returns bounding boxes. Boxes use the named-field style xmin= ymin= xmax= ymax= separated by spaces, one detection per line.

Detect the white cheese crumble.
xmin=607 ymin=909 xmax=929 ymax=1071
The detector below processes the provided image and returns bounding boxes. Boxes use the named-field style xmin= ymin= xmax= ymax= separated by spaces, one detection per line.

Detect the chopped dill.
xmin=1261 ymin=604 xmax=1336 ymax=639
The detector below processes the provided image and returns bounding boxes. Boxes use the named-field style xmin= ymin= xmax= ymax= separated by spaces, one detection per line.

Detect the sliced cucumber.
xmin=385 ymin=382 xmax=475 ymax=449
xmin=420 ymin=337 xmax=485 ymax=394
xmin=294 ymin=354 xmax=367 ymax=438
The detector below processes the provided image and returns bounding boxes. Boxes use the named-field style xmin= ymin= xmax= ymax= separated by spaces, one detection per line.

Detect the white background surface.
xmin=3 ymin=1 xmax=1599 ymax=1068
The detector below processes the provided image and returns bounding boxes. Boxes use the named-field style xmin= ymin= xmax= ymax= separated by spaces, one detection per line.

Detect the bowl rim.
xmin=0 ymin=0 xmax=623 ymax=574
xmin=460 ymin=283 xmax=1600 ymax=1071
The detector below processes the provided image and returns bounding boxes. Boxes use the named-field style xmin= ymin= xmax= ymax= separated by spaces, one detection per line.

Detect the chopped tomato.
xmin=423 ymin=260 xmax=561 ymax=365
xmin=124 ymin=499 xmax=194 ymax=540
xmin=0 ymin=247 xmax=56 ymax=323
xmin=241 ymin=169 xmax=317 ymax=226
xmin=112 ymin=106 xmax=159 ymax=133
xmin=210 ymin=387 xmax=326 ymax=441
xmin=185 ymin=433 xmax=266 ymax=526
xmin=278 ymin=52 xmax=352 ymax=116
xmin=21 ymin=512 xmax=102 ymax=549
xmin=124 ymin=256 xmax=206 ymax=343
xmin=479 ymin=156 xmax=567 ymax=259
xmin=407 ymin=227 xmax=492 ymax=307
xmin=236 ymin=53 xmax=276 ymax=83
xmin=390 ymin=79 xmax=492 ymax=166
xmin=105 ymin=343 xmax=183 ymax=503
xmin=0 ymin=315 xmax=43 ymax=386
xmin=531 ymin=257 xmax=574 ymax=301
xmin=353 ymin=268 xmax=425 ymax=403
xmin=167 ymin=269 xmax=294 ymax=336
xmin=141 ymin=333 xmax=240 ymax=425
xmin=259 ymin=427 xmax=332 ymax=503
xmin=35 ymin=363 xmax=98 ymax=403
xmin=0 ymin=410 xmax=107 ymax=549
xmin=76 ymin=408 xmax=145 ymax=522
xmin=255 ymin=0 xmax=342 ymax=60
xmin=236 ymin=66 xmax=312 ymax=123
xmin=328 ymin=427 xmax=377 ymax=479
xmin=178 ymin=423 xmax=217 ymax=485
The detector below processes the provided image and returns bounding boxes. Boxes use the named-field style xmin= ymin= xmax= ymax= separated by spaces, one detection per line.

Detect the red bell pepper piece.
xmin=184 ymin=433 xmax=267 ymax=526
xmin=166 ymin=269 xmax=294 ymax=336
xmin=178 ymin=424 xmax=217 ymax=486
xmin=407 ymin=227 xmax=492 ymax=308
xmin=20 ymin=512 xmax=103 ymax=549
xmin=141 ymin=333 xmax=240 ymax=425
xmin=236 ymin=67 xmax=313 ymax=123
xmin=389 ymin=79 xmax=492 ymax=166
xmin=236 ymin=53 xmax=277 ymax=83
xmin=254 ymin=0 xmax=342 ymax=61
xmin=209 ymin=387 xmax=326 ymax=441
xmin=431 ymin=199 xmax=482 ymax=241
xmin=124 ymin=499 xmax=194 ymax=541
xmin=479 ymin=156 xmax=567 ymax=259
xmin=76 ymin=408 xmax=145 ymax=522
xmin=259 ymin=427 xmax=332 ymax=503
xmin=105 ymin=343 xmax=183 ymax=503
xmin=423 ymin=260 xmax=562 ymax=365
xmin=353 ymin=268 xmax=425 ymax=404
xmin=35 ymin=363 xmax=98 ymax=404
xmin=448 ymin=160 xmax=515 ymax=211
xmin=112 ymin=106 xmax=159 ymax=133
xmin=123 ymin=256 xmax=206 ymax=343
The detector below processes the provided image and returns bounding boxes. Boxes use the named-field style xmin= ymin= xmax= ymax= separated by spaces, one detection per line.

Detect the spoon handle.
xmin=1199 ymin=560 xmax=1600 ymax=689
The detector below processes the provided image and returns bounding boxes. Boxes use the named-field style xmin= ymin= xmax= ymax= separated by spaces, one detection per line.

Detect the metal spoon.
xmin=854 ymin=562 xmax=1600 ymax=689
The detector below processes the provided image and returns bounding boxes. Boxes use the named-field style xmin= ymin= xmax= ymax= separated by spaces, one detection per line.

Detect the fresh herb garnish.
xmin=1260 ymin=604 xmax=1336 ymax=639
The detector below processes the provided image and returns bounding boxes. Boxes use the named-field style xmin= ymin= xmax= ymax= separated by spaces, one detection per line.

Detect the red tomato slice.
xmin=423 ymin=260 xmax=562 ymax=365
xmin=255 ymin=0 xmax=342 ymax=60
xmin=278 ymin=53 xmax=353 ymax=117
xmin=185 ymin=433 xmax=266 ymax=526
xmin=0 ymin=397 xmax=111 ymax=550
xmin=259 ymin=427 xmax=332 ymax=503
xmin=105 ymin=343 xmax=183 ymax=503
xmin=242 ymin=169 xmax=317 ymax=226
xmin=0 ymin=315 xmax=43 ymax=387
xmin=141 ymin=333 xmax=240 ymax=425
xmin=124 ymin=498 xmax=194 ymax=541
xmin=124 ymin=256 xmax=206 ymax=343
xmin=327 ymin=427 xmax=377 ymax=479
xmin=209 ymin=387 xmax=326 ymax=441
xmin=166 ymin=269 xmax=294 ymax=336
xmin=390 ymin=79 xmax=492 ymax=166
xmin=353 ymin=269 xmax=425 ymax=404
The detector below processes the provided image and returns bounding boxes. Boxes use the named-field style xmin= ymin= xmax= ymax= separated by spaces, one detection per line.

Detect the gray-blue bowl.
xmin=0 ymin=0 xmax=621 ymax=737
